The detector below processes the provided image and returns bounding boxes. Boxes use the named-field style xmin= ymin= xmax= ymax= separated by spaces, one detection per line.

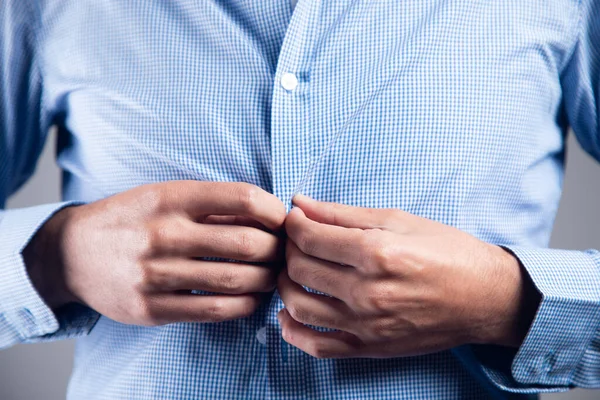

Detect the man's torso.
xmin=35 ymin=1 xmax=576 ymax=398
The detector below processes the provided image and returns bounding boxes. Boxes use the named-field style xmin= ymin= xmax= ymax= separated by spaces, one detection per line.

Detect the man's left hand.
xmin=277 ymin=195 xmax=540 ymax=359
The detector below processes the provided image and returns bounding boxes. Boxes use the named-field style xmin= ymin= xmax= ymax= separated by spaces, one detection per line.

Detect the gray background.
xmin=0 ymin=130 xmax=598 ymax=399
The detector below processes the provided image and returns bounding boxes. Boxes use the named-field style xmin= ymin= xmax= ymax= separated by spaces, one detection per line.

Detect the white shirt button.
xmin=256 ymin=326 xmax=267 ymax=345
xmin=281 ymin=72 xmax=299 ymax=91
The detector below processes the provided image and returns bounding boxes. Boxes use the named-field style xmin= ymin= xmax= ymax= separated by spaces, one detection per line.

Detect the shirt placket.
xmin=266 ymin=0 xmax=323 ymax=398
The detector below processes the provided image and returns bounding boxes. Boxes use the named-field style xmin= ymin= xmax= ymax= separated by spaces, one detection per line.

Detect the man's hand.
xmin=24 ymin=181 xmax=286 ymax=326
xmin=277 ymin=194 xmax=541 ymax=359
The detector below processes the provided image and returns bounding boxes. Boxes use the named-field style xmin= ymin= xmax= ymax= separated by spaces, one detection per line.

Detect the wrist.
xmin=478 ymin=245 xmax=541 ymax=348
xmin=23 ymin=205 xmax=81 ymax=309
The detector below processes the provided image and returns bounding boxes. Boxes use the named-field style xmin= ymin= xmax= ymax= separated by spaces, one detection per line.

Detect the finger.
xmin=285 ymin=207 xmax=366 ymax=268
xmin=286 ymin=240 xmax=357 ymax=301
xmin=292 ymin=194 xmax=391 ymax=229
xmin=278 ymin=308 xmax=364 ymax=359
xmin=150 ymin=293 xmax=261 ymax=324
xmin=170 ymin=181 xmax=286 ymax=231
xmin=277 ymin=269 xmax=356 ymax=333
xmin=202 ymin=215 xmax=269 ymax=231
xmin=158 ymin=218 xmax=283 ymax=262
xmin=144 ymin=259 xmax=277 ymax=294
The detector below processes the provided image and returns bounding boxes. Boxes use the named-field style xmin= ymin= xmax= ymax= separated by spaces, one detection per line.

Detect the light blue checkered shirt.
xmin=1 ymin=1 xmax=600 ymax=399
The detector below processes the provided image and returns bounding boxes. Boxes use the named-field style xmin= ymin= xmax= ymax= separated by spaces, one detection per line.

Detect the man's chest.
xmin=42 ymin=0 xmax=575 ymax=207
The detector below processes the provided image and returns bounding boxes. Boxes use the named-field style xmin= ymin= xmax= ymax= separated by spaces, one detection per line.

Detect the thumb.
xmin=291 ymin=194 xmax=387 ymax=229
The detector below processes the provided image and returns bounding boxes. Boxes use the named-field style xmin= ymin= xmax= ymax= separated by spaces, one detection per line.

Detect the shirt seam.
xmin=23 ymin=0 xmax=50 ymax=140
xmin=559 ymin=0 xmax=583 ymax=74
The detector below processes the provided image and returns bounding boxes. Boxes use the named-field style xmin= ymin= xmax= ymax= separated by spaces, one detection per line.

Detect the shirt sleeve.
xmin=471 ymin=0 xmax=600 ymax=392
xmin=0 ymin=0 xmax=99 ymax=350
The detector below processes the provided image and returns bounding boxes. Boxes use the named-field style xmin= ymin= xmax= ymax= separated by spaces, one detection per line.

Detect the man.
xmin=1 ymin=0 xmax=599 ymax=399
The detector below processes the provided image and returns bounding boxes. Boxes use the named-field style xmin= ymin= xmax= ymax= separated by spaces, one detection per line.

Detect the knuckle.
xmin=359 ymin=230 xmax=378 ymax=259
xmin=373 ymin=246 xmax=393 ymax=270
xmin=347 ymin=281 xmax=363 ymax=309
xmin=204 ymin=300 xmax=226 ymax=322
xmin=132 ymin=296 xmax=161 ymax=326
xmin=364 ymin=293 xmax=385 ymax=313
xmin=138 ymin=220 xmax=173 ymax=256
xmin=151 ymin=220 xmax=177 ymax=252
xmin=136 ymin=226 xmax=156 ymax=257
xmin=313 ymin=269 xmax=337 ymax=292
xmin=308 ymin=339 xmax=333 ymax=359
xmin=216 ymin=269 xmax=243 ymax=292
xmin=237 ymin=184 xmax=259 ymax=214
xmin=362 ymin=284 xmax=394 ymax=313
xmin=203 ymin=298 xmax=237 ymax=322
xmin=363 ymin=231 xmax=396 ymax=273
xmin=286 ymin=302 xmax=309 ymax=324
xmin=140 ymin=186 xmax=168 ymax=215
xmin=132 ymin=261 xmax=156 ymax=292
xmin=295 ymin=229 xmax=316 ymax=255
xmin=286 ymin=258 xmax=305 ymax=283
xmin=132 ymin=259 xmax=177 ymax=293
xmin=235 ymin=231 xmax=258 ymax=259
xmin=371 ymin=318 xmax=397 ymax=340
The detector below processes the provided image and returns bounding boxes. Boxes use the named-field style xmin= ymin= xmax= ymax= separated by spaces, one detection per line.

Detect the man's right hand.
xmin=23 ymin=181 xmax=286 ymax=326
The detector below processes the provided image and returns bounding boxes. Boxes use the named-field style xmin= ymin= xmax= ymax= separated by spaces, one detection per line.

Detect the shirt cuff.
xmin=0 ymin=202 xmax=99 ymax=349
xmin=474 ymin=246 xmax=600 ymax=392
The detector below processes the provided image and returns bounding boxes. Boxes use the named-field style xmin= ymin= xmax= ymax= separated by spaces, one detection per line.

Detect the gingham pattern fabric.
xmin=1 ymin=0 xmax=599 ymax=399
